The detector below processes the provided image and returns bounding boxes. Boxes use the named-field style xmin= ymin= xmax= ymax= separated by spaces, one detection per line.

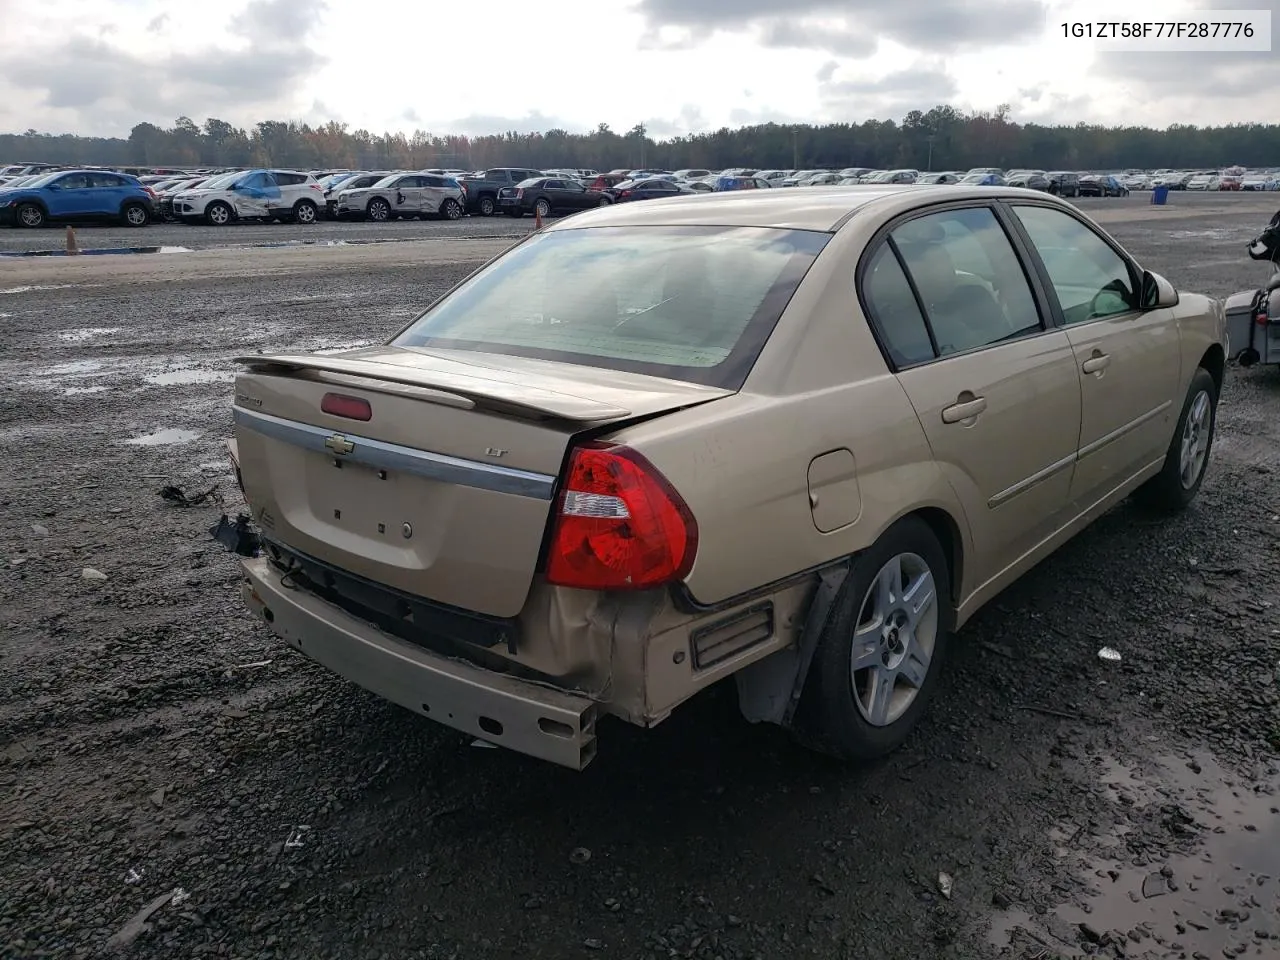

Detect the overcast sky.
xmin=0 ymin=0 xmax=1273 ymax=139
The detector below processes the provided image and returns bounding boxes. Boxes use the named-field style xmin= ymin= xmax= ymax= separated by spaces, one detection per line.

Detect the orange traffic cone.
xmin=534 ymin=208 xmax=543 ymax=231
xmin=65 ymin=225 xmax=79 ymax=256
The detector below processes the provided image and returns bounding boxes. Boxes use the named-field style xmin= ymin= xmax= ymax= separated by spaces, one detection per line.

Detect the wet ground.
xmin=0 ymin=196 xmax=1278 ymax=960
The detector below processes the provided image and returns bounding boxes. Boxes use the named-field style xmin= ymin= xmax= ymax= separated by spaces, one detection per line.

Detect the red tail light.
xmin=619 ymin=189 xmax=632 ymax=198
xmin=545 ymin=443 xmax=697 ymax=590
xmin=1258 ymin=312 xmax=1270 ymax=326
xmin=320 ymin=392 xmax=372 ymax=421
xmin=144 ymin=186 xmax=157 ymax=198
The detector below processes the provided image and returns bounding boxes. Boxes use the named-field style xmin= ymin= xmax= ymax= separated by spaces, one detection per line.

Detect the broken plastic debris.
xmin=284 ymin=825 xmax=310 ymax=850
xmin=470 ymin=738 xmax=498 ymax=749
xmin=124 ymin=868 xmax=144 ymax=885
xmin=169 ymin=887 xmax=190 ymax=906
xmin=569 ymin=847 xmax=592 ymax=865
xmin=1097 ymin=646 xmax=1122 ymax=663
xmin=81 ymin=567 xmax=107 ymax=580
xmin=938 ymin=872 xmax=953 ymax=899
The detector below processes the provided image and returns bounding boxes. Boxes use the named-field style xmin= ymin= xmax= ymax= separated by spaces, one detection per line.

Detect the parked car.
xmin=1078 ymin=175 xmax=1129 ymax=198
xmin=335 ymin=173 xmax=465 ymax=222
xmin=323 ymin=172 xmax=394 ymax=219
xmin=710 ymin=175 xmax=773 ymax=191
xmin=223 ymin=185 xmax=1226 ymax=769
xmin=958 ymin=173 xmax=1005 ymax=186
xmin=172 ymin=169 xmax=326 ymax=225
xmin=1046 ymin=172 xmax=1081 ymax=197
xmin=917 ymin=172 xmax=961 ymax=185
xmin=156 ymin=177 xmax=213 ymax=220
xmin=609 ymin=178 xmax=697 ymax=202
xmin=1004 ymin=173 xmax=1050 ymax=191
xmin=497 ymin=177 xmax=612 ymax=218
xmin=0 ymin=169 xmax=154 ymax=228
xmin=457 ymin=168 xmax=546 ymax=216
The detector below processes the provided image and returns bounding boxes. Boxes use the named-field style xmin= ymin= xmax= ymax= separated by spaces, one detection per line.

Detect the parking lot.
xmin=1 ymin=191 xmax=1278 ymax=960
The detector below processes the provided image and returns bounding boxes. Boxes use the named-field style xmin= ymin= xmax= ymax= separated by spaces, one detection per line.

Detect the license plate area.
xmin=311 ymin=455 xmax=422 ymax=547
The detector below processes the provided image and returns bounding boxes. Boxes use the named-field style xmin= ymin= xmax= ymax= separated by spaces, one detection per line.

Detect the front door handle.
xmin=1081 ymin=352 xmax=1111 ymax=375
xmin=941 ymin=394 xmax=987 ymax=424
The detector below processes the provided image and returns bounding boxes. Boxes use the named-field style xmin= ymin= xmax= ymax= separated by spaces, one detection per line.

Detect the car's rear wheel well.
xmin=1199 ymin=343 xmax=1225 ymax=396
xmin=908 ymin=507 xmax=963 ymax=608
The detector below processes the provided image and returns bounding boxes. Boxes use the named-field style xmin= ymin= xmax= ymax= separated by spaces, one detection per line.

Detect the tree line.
xmin=3 ymin=106 xmax=1277 ymax=173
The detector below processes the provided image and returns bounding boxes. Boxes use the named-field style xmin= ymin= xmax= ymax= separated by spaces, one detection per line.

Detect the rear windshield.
xmin=392 ymin=225 xmax=830 ymax=389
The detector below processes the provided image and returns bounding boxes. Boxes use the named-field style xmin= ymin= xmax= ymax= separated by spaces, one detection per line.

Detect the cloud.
xmin=0 ymin=0 xmax=328 ymax=135
xmin=633 ymin=0 xmax=1048 ymax=53
xmin=759 ymin=20 xmax=876 ymax=58
xmin=146 ymin=12 xmax=168 ymax=33
xmin=642 ymin=104 xmax=712 ymax=139
xmin=815 ymin=60 xmax=839 ymax=83
xmin=432 ymin=111 xmax=588 ymax=136
xmin=818 ymin=64 xmax=960 ymax=120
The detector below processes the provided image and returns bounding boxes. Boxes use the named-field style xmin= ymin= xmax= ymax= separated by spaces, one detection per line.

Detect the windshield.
xmin=190 ymin=171 xmax=243 ymax=191
xmin=20 ymin=172 xmax=63 ymax=189
xmin=392 ymin=225 xmax=831 ymax=389
xmin=371 ymin=174 xmax=401 ymax=188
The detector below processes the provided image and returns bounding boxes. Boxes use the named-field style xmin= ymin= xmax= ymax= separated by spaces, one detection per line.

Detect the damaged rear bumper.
xmin=239 ymin=556 xmax=599 ymax=769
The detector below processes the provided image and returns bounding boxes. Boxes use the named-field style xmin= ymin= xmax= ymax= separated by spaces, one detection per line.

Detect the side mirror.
xmin=1141 ymin=269 xmax=1179 ymax=309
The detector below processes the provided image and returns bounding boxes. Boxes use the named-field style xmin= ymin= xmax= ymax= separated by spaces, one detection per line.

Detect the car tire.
xmin=440 ymin=198 xmax=462 ymax=220
xmin=15 ymin=203 xmax=45 ymax=228
xmin=478 ymin=196 xmax=495 ymax=217
xmin=1133 ymin=367 xmax=1218 ymax=514
xmin=598 ymin=196 xmax=612 ymax=206
xmin=534 ymin=198 xmax=551 ymax=219
xmin=795 ymin=515 xmax=953 ymax=762
xmin=121 ymin=202 xmax=149 ymax=227
xmin=367 ymin=198 xmax=390 ymax=222
xmin=205 ymin=201 xmax=233 ymax=226
xmin=293 ymin=200 xmax=318 ymax=225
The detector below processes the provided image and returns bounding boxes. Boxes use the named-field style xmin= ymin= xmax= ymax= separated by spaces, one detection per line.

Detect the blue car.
xmin=0 ymin=169 xmax=155 ymax=228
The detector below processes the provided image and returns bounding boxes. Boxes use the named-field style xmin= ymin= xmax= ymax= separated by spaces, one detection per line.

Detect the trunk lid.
xmin=231 ymin=346 xmax=730 ymax=618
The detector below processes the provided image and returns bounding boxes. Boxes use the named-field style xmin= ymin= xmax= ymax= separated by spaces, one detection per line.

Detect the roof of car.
xmin=545 ymin=184 xmax=1057 ymax=233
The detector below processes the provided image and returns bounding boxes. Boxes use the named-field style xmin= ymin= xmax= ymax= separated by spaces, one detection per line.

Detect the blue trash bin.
xmin=1151 ymin=185 xmax=1169 ymax=205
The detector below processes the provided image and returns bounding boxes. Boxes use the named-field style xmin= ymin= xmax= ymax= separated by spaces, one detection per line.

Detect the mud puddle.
xmin=57 ymin=327 xmax=121 ymax=342
xmin=0 ymin=246 xmax=193 ymax=258
xmin=144 ymin=369 xmax=234 ymax=386
xmin=991 ymin=751 xmax=1280 ymax=957
xmin=123 ymin=428 xmax=202 ymax=446
xmin=19 ymin=355 xmax=235 ymax=393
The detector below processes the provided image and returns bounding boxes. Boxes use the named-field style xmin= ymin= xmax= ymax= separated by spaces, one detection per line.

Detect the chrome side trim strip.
xmin=233 ymin=407 xmax=556 ymax=501
xmin=988 ymin=451 xmax=1078 ymax=509
xmin=987 ymin=400 xmax=1172 ymax=509
xmin=1077 ymin=400 xmax=1172 ymax=461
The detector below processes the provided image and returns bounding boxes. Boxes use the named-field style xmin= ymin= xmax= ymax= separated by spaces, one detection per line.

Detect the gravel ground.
xmin=1 ymin=198 xmax=1278 ymax=960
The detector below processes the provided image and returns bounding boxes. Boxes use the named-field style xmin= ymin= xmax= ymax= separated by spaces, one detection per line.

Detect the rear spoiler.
xmin=232 ymin=353 xmax=632 ymax=423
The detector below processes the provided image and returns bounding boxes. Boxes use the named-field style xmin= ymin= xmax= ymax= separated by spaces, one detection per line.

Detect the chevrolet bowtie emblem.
xmin=324 ymin=434 xmax=355 ymax=456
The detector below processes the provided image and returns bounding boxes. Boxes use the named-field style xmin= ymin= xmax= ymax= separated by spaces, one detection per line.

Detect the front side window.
xmin=1011 ymin=205 xmax=1137 ymax=324
xmin=392 ymin=225 xmax=831 ymax=389
xmin=890 ymin=207 xmax=1043 ymax=356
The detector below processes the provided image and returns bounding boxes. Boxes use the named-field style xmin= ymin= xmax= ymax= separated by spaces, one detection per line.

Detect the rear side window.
xmin=890 ymin=207 xmax=1043 ymax=356
xmin=392 ymin=225 xmax=830 ymax=389
xmin=274 ymin=172 xmax=306 ymax=185
xmin=860 ymin=244 xmax=935 ymax=368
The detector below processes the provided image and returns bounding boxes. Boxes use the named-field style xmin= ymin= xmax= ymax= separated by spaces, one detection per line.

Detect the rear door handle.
xmin=941 ymin=396 xmax=987 ymax=423
xmin=1081 ymin=353 xmax=1111 ymax=374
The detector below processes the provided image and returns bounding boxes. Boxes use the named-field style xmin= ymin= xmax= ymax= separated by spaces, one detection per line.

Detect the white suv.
xmin=172 ymin=169 xmax=326 ymax=226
